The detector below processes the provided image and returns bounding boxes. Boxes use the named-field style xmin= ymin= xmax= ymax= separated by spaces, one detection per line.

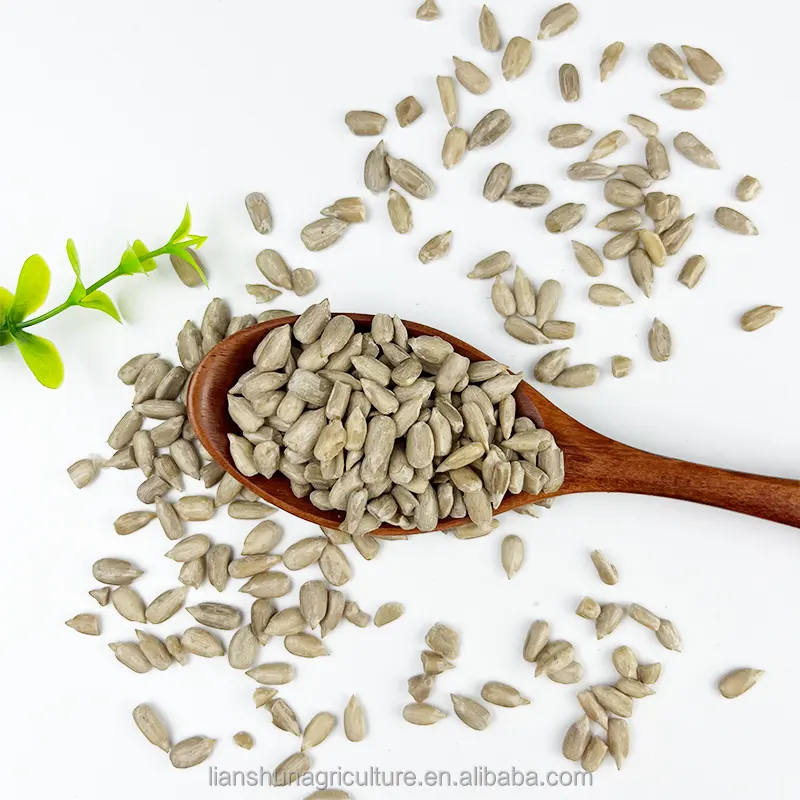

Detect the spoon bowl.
xmin=188 ymin=313 xmax=800 ymax=534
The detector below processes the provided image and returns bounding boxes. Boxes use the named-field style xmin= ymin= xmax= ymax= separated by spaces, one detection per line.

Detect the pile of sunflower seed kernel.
xmin=228 ymin=299 xmax=565 ymax=534
xmin=278 ymin=2 xmax=783 ymax=390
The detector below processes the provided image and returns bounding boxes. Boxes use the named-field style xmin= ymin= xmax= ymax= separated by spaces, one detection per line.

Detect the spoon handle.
xmin=562 ymin=435 xmax=800 ymax=529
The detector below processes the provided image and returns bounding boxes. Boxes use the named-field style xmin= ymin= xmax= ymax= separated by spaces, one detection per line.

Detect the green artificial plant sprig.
xmin=0 ymin=205 xmax=207 ymax=389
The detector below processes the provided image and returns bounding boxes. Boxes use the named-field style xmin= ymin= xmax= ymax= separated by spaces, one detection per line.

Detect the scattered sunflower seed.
xmin=648 ymin=43 xmax=687 ymax=79
xmin=662 ymin=87 xmax=706 ymax=110
xmin=604 ymin=179 xmax=643 ymax=208
xmin=562 ymin=716 xmax=591 ymax=761
xmin=549 ymin=124 xmax=593 ymax=148
xmin=538 ymin=3 xmax=579 ymax=40
xmin=592 ymin=685 xmax=632 ymax=717
xmin=741 ymin=305 xmax=782 ymax=332
xmin=503 ymin=38 xmax=532 ymax=81
xmin=479 ymin=5 xmax=501 ymax=50
xmin=590 ymin=550 xmax=618 ymax=585
xmin=387 ymin=190 xmax=413 ymax=233
xmin=715 ymin=207 xmax=758 ymax=235
xmin=419 ymin=231 xmax=453 ymax=263
xmin=595 ymin=604 xmax=625 ymax=638
xmin=504 ymin=184 xmax=550 ymax=207
xmin=344 ymin=695 xmax=366 ymax=741
xmin=416 ymin=0 xmax=439 ymax=20
xmin=374 ymin=602 xmax=405 ymax=627
xmin=719 ymin=668 xmax=764 ymax=699
xmin=469 ymin=109 xmax=511 ymax=150
xmin=386 ymin=156 xmax=435 ymax=199
xmin=66 ymin=613 xmax=100 ymax=636
xmin=567 ymin=162 xmax=616 ymax=181
xmin=245 ymin=192 xmax=273 ymax=234
xmin=436 ymin=76 xmax=457 ymax=127
xmin=655 ymin=619 xmax=682 ymax=651
xmin=678 ymin=255 xmax=706 ymax=289
xmin=442 ymin=127 xmax=469 ymax=169
xmin=576 ymin=597 xmax=601 ymax=620
xmin=483 ymin=163 xmax=512 ymax=202
xmin=133 ymin=704 xmax=170 ymax=752
xmin=301 ymin=218 xmax=349 ymax=252
xmin=545 ymin=203 xmax=585 ymax=233
xmin=617 ymin=677 xmax=654 ymax=698
xmin=364 ymin=140 xmax=390 ymax=194
xmin=345 ymin=110 xmax=386 ymax=136
xmin=451 ymin=694 xmax=491 ymax=730
xmin=589 ymin=284 xmax=633 ymax=306
xmin=558 ymin=64 xmax=580 ymax=102
xmin=596 ymin=209 xmax=642 ymax=231
xmin=682 ymin=45 xmax=724 ymax=85
xmin=639 ymin=663 xmax=662 ymax=684
xmin=453 ymin=56 xmax=490 ymax=94
xmin=553 ymin=365 xmax=599 ymax=388
xmin=648 ymin=318 xmax=672 ymax=362
xmin=534 ymin=348 xmax=571 ymax=384
xmin=600 ymin=42 xmax=625 ymax=81
xmin=736 ymin=176 xmax=761 ymax=202
xmin=501 ymin=535 xmax=524 ymax=578
xmin=170 ymin=737 xmax=216 ymax=770
xmin=395 ymin=96 xmax=423 ymax=128
xmin=607 ymin=718 xmax=629 ymax=770
xmin=588 ymin=130 xmax=628 ymax=162
xmin=627 ymin=114 xmax=659 ymax=137
xmin=611 ymin=355 xmax=632 ymax=378
xmin=674 ymin=132 xmax=719 ymax=168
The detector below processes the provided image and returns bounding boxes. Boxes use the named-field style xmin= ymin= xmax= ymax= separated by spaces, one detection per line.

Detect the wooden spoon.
xmin=188 ymin=313 xmax=800 ymax=533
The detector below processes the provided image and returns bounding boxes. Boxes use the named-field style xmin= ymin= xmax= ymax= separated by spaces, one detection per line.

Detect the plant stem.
xmin=15 ymin=245 xmax=170 ymax=331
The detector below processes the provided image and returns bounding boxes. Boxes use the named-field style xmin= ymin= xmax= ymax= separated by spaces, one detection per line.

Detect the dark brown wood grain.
xmin=188 ymin=313 xmax=800 ymax=534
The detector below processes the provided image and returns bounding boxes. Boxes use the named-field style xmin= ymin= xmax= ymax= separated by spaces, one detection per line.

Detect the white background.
xmin=1 ymin=0 xmax=798 ymax=798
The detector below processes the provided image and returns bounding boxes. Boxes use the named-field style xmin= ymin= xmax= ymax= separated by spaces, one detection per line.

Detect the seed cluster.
xmin=227 ymin=301 xmax=565 ymax=534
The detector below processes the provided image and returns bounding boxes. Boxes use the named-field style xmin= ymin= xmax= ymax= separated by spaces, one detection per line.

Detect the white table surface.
xmin=1 ymin=1 xmax=798 ymax=798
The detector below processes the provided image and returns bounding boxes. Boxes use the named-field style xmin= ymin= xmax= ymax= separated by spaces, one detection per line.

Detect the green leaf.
xmin=79 ymin=290 xmax=122 ymax=322
xmin=118 ymin=245 xmax=146 ymax=275
xmin=169 ymin=245 xmax=208 ymax=286
xmin=184 ymin=234 xmax=208 ymax=249
xmin=170 ymin=204 xmax=192 ymax=243
xmin=0 ymin=286 xmax=13 ymax=327
xmin=66 ymin=238 xmax=81 ymax=278
xmin=12 ymin=330 xmax=65 ymax=389
xmin=0 ymin=331 xmax=11 ymax=347
xmin=132 ymin=240 xmax=158 ymax=273
xmin=8 ymin=255 xmax=51 ymax=322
